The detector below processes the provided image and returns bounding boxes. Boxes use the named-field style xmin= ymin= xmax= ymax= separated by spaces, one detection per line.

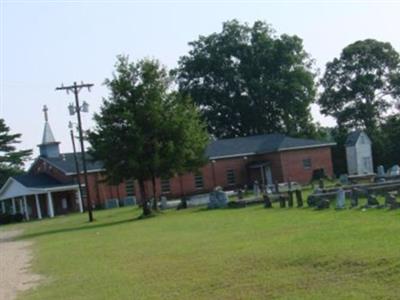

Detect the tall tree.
xmin=0 ymin=119 xmax=32 ymax=185
xmin=88 ymin=56 xmax=209 ymax=216
xmin=378 ymin=115 xmax=400 ymax=167
xmin=319 ymin=39 xmax=400 ymax=134
xmin=176 ymin=20 xmax=317 ymax=138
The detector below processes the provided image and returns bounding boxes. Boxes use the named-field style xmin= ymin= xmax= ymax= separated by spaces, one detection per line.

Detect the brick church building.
xmin=0 ymin=108 xmax=335 ymax=220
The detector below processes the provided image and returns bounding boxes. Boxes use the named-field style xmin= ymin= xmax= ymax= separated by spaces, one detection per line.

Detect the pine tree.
xmin=0 ymin=119 xmax=32 ymax=185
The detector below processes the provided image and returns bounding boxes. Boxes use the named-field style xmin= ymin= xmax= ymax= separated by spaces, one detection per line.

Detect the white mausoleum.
xmin=345 ymin=131 xmax=374 ymax=175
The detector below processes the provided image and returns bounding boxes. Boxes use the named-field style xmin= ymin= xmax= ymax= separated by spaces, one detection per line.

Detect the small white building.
xmin=345 ymin=131 xmax=374 ymax=175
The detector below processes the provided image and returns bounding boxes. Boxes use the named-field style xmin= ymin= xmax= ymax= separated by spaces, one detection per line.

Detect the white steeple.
xmin=38 ymin=105 xmax=60 ymax=158
xmin=41 ymin=105 xmax=57 ymax=144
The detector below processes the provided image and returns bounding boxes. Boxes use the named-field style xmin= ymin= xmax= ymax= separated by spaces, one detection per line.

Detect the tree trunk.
xmin=138 ymin=179 xmax=151 ymax=216
xmin=151 ymin=175 xmax=158 ymax=211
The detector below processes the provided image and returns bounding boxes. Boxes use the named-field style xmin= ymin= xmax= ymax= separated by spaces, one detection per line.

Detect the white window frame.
xmin=226 ymin=169 xmax=236 ymax=185
xmin=194 ymin=173 xmax=204 ymax=190
xmin=160 ymin=178 xmax=171 ymax=194
xmin=303 ymin=158 xmax=312 ymax=170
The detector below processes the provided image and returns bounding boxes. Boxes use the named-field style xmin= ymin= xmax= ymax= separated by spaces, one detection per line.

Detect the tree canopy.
xmin=0 ymin=119 xmax=32 ymax=185
xmin=176 ymin=20 xmax=317 ymax=138
xmin=88 ymin=56 xmax=209 ymax=216
xmin=319 ymin=39 xmax=400 ymax=134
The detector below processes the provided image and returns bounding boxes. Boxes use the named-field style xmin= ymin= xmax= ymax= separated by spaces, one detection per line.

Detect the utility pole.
xmin=69 ymin=121 xmax=84 ymax=209
xmin=56 ymin=81 xmax=94 ymax=222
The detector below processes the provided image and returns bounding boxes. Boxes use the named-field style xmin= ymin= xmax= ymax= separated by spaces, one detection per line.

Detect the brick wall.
xmin=31 ymin=146 xmax=334 ymax=205
xmin=279 ymin=147 xmax=334 ymax=184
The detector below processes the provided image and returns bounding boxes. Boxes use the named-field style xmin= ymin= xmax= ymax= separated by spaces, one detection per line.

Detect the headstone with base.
xmin=160 ymin=196 xmax=168 ymax=210
xmin=336 ymin=187 xmax=346 ymax=209
xmin=208 ymin=187 xmax=228 ymax=209
xmin=253 ymin=181 xmax=260 ymax=198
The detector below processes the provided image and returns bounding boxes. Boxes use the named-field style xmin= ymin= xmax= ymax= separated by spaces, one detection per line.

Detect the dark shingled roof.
xmin=39 ymin=134 xmax=334 ymax=174
xmin=13 ymin=173 xmax=74 ymax=188
xmin=205 ymin=133 xmax=334 ymax=158
xmin=44 ymin=153 xmax=104 ymax=174
xmin=345 ymin=131 xmax=362 ymax=146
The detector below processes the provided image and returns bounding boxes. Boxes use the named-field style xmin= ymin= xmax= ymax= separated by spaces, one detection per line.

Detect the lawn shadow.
xmin=16 ymin=213 xmax=155 ymax=241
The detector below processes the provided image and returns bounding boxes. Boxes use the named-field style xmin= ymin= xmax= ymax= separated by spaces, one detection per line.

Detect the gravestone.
xmin=307 ymin=187 xmax=323 ymax=207
xmin=253 ymin=181 xmax=260 ymax=197
xmin=336 ymin=187 xmax=346 ymax=209
xmin=316 ymin=198 xmax=330 ymax=210
xmin=160 ymin=196 xmax=168 ymax=210
xmin=350 ymin=188 xmax=359 ymax=208
xmin=361 ymin=191 xmax=384 ymax=209
xmin=288 ymin=191 xmax=294 ymax=207
xmin=377 ymin=165 xmax=385 ymax=177
xmin=385 ymin=192 xmax=400 ymax=209
xmin=279 ymin=195 xmax=286 ymax=208
xmin=208 ymin=188 xmax=228 ymax=209
xmin=263 ymin=194 xmax=272 ymax=208
xmin=237 ymin=189 xmax=244 ymax=200
xmin=367 ymin=193 xmax=379 ymax=206
xmin=177 ymin=196 xmax=188 ymax=210
xmin=295 ymin=190 xmax=303 ymax=208
xmin=318 ymin=178 xmax=325 ymax=189
xmin=339 ymin=174 xmax=349 ymax=185
xmin=389 ymin=165 xmax=400 ymax=176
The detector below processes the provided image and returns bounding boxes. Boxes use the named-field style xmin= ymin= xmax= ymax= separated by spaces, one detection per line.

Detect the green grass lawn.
xmin=4 ymin=204 xmax=400 ymax=300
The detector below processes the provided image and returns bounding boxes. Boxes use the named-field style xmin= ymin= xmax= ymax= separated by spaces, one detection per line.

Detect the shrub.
xmin=0 ymin=213 xmax=24 ymax=224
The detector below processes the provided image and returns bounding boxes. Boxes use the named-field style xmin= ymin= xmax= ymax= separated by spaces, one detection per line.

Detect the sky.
xmin=1 ymin=0 xmax=400 ymax=158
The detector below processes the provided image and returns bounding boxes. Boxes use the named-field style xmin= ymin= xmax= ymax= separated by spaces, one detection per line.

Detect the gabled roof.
xmin=43 ymin=153 xmax=105 ymax=175
xmin=0 ymin=174 xmax=77 ymax=200
xmin=205 ymin=133 xmax=335 ymax=159
xmin=34 ymin=134 xmax=334 ymax=174
xmin=345 ymin=130 xmax=365 ymax=146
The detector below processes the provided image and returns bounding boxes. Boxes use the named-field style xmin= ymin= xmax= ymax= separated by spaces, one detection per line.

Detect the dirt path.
xmin=0 ymin=229 xmax=42 ymax=300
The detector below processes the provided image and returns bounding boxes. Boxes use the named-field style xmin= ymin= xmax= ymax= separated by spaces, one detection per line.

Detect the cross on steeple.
xmin=43 ymin=105 xmax=49 ymax=122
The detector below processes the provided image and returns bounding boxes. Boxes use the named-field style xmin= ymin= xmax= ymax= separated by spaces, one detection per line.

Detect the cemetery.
xmin=3 ymin=198 xmax=399 ymax=300
xmin=2 ymin=129 xmax=399 ymax=299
